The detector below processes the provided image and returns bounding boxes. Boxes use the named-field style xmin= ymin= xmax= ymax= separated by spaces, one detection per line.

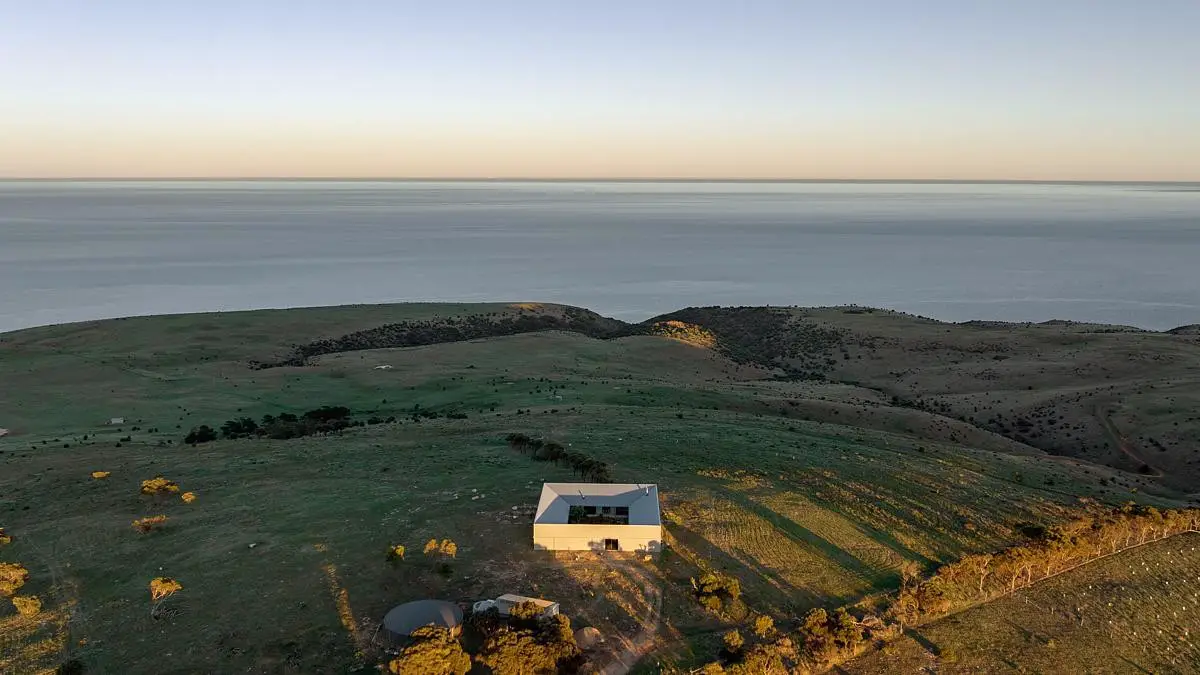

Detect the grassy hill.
xmin=1 ymin=303 xmax=1197 ymax=672
xmin=846 ymin=532 xmax=1200 ymax=673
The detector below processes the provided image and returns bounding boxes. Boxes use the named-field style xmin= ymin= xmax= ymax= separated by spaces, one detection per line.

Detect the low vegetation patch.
xmin=132 ymin=515 xmax=169 ymax=534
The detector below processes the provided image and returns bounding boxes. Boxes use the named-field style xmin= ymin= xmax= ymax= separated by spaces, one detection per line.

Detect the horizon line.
xmin=3 ymin=177 xmax=1200 ymax=186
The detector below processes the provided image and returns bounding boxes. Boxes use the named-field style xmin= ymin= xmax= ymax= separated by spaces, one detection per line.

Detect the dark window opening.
xmin=604 ymin=538 xmax=619 ymax=551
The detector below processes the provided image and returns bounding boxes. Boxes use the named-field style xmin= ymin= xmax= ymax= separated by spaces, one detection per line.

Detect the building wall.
xmin=532 ymin=523 xmax=662 ymax=552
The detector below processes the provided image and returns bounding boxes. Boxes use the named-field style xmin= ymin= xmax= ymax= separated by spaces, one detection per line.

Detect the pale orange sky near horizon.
xmin=3 ymin=1 xmax=1199 ymax=181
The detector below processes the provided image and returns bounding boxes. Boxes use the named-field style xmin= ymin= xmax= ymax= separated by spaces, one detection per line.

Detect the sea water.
xmin=1 ymin=180 xmax=1198 ymax=332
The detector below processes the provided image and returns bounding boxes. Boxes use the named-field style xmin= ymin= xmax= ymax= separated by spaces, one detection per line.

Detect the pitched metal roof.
xmin=534 ymin=482 xmax=661 ymax=526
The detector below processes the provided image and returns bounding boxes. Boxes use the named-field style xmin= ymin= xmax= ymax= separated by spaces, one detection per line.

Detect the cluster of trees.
xmin=694 ymin=504 xmax=1200 ymax=674
xmin=186 ymin=406 xmax=366 ymax=444
xmin=504 ymin=433 xmax=612 ymax=482
xmin=887 ymin=503 xmax=1200 ymax=628
xmin=691 ymin=571 xmax=742 ymax=612
xmin=648 ymin=320 xmax=717 ymax=348
xmin=699 ymin=606 xmax=879 ymax=673
xmin=254 ymin=306 xmax=633 ymax=369
xmin=475 ymin=603 xmax=582 ymax=674
xmin=387 ymin=602 xmax=581 ymax=675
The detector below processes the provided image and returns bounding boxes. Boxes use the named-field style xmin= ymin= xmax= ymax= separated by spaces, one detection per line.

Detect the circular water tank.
xmin=382 ymin=599 xmax=463 ymax=639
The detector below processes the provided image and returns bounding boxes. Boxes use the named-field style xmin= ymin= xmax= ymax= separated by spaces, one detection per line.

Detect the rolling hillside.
xmin=1 ymin=303 xmax=1197 ymax=672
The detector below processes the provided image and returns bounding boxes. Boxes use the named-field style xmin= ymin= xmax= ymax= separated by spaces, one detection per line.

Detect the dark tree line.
xmin=504 ymin=433 xmax=612 ymax=482
xmin=185 ymin=406 xmax=379 ymax=444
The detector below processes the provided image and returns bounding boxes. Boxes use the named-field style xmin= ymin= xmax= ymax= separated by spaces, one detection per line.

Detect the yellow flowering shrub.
xmin=387 ymin=544 xmax=406 ymax=561
xmin=91 ymin=471 xmax=111 ymax=480
xmin=0 ymin=527 xmax=11 ymax=545
xmin=150 ymin=577 xmax=183 ymax=602
xmin=12 ymin=595 xmax=42 ymax=616
xmin=132 ymin=515 xmax=169 ymax=533
xmin=0 ymin=562 xmax=30 ymax=597
xmin=140 ymin=476 xmax=180 ymax=496
xmin=180 ymin=492 xmax=197 ymax=504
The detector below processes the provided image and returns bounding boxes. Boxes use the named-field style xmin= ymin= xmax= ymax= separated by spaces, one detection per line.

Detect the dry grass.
xmin=846 ymin=532 xmax=1200 ymax=674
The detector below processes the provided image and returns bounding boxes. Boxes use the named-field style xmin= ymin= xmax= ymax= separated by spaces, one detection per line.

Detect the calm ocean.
xmin=1 ymin=181 xmax=1198 ymax=333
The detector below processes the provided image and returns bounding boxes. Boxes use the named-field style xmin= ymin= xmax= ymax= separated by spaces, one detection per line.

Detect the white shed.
xmin=494 ymin=594 xmax=560 ymax=618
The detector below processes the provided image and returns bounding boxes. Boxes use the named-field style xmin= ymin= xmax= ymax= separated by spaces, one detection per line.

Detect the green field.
xmin=1 ymin=303 xmax=1196 ymax=672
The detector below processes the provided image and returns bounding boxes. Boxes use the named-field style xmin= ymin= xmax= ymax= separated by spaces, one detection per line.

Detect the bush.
xmin=12 ymin=595 xmax=42 ymax=616
xmin=140 ymin=476 xmax=180 ymax=498
xmin=386 ymin=625 xmax=471 ymax=675
xmin=387 ymin=544 xmax=406 ymax=562
xmin=132 ymin=515 xmax=169 ymax=533
xmin=0 ymin=528 xmax=11 ymax=545
xmin=0 ymin=562 xmax=30 ymax=596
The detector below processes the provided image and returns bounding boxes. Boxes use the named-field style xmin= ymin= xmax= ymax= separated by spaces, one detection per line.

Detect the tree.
xmin=423 ymin=539 xmax=440 ymax=556
xmin=149 ymin=577 xmax=183 ymax=618
xmin=184 ymin=425 xmax=217 ymax=445
xmin=752 ymin=614 xmax=775 ymax=639
xmin=439 ymin=539 xmax=458 ymax=558
xmin=386 ymin=625 xmax=470 ymax=675
xmin=723 ymin=629 xmax=745 ymax=655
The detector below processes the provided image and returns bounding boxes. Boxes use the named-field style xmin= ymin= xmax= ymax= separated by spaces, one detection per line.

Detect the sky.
xmin=1 ymin=0 xmax=1198 ymax=180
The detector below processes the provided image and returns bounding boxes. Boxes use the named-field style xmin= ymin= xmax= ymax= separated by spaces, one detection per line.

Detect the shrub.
xmin=423 ymin=539 xmax=439 ymax=556
xmin=439 ymin=539 xmax=457 ymax=558
xmin=91 ymin=471 xmax=111 ymax=480
xmin=132 ymin=515 xmax=169 ymax=533
xmin=0 ymin=562 xmax=30 ymax=596
xmin=140 ymin=476 xmax=180 ymax=497
xmin=180 ymin=491 xmax=197 ymax=504
xmin=723 ymin=629 xmax=745 ymax=654
xmin=387 ymin=544 xmax=406 ymax=562
xmin=0 ymin=528 xmax=11 ymax=545
xmin=753 ymin=614 xmax=775 ymax=638
xmin=386 ymin=624 xmax=471 ymax=675
xmin=12 ymin=595 xmax=42 ymax=616
xmin=149 ymin=577 xmax=183 ymax=618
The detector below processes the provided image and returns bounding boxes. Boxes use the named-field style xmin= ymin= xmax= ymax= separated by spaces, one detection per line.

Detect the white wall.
xmin=533 ymin=523 xmax=662 ymax=552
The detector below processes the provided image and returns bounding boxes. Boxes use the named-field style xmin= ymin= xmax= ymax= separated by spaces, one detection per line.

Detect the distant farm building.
xmin=533 ymin=483 xmax=662 ymax=552
xmin=108 ymin=417 xmax=125 ymax=425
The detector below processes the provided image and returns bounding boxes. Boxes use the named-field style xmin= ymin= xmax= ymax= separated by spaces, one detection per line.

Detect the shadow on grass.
xmin=717 ymin=487 xmax=884 ymax=587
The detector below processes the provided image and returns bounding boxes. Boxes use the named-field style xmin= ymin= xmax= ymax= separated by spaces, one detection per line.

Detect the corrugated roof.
xmin=534 ymin=483 xmax=661 ymax=526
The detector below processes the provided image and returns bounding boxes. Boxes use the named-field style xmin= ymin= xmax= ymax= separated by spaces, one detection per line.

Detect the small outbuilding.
xmin=495 ymin=594 xmax=560 ymax=618
xmin=381 ymin=599 xmax=463 ymax=643
xmin=108 ymin=417 xmax=125 ymax=425
xmin=533 ymin=483 xmax=662 ymax=552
